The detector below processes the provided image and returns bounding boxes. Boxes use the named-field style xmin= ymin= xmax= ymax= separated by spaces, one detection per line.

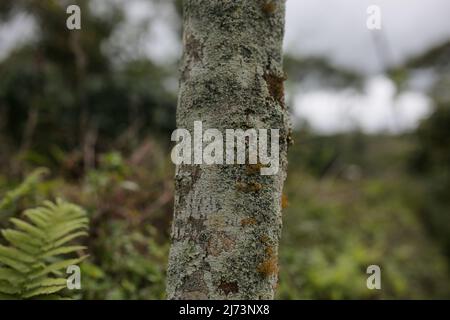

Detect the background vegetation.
xmin=0 ymin=0 xmax=449 ymax=299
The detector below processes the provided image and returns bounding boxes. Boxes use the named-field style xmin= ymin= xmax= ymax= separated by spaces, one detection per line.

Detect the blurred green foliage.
xmin=2 ymin=133 xmax=449 ymax=299
xmin=1 ymin=146 xmax=172 ymax=300
xmin=410 ymin=103 xmax=450 ymax=262
xmin=0 ymin=0 xmax=176 ymax=170
xmin=278 ymin=132 xmax=450 ymax=299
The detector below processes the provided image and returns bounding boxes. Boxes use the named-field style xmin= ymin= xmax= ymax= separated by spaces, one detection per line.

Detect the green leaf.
xmin=52 ymin=231 xmax=88 ymax=248
xmin=22 ymin=285 xmax=67 ymax=299
xmin=9 ymin=218 xmax=47 ymax=240
xmin=1 ymin=229 xmax=41 ymax=254
xmin=29 ymin=256 xmax=88 ymax=280
xmin=41 ymin=246 xmax=86 ymax=259
xmin=48 ymin=219 xmax=88 ymax=241
xmin=0 ymin=268 xmax=22 ymax=283
xmin=0 ymin=245 xmax=36 ymax=263
xmin=0 ymin=256 xmax=30 ymax=273
xmin=25 ymin=277 xmax=67 ymax=290
xmin=0 ymin=280 xmax=21 ymax=295
xmin=24 ymin=209 xmax=50 ymax=228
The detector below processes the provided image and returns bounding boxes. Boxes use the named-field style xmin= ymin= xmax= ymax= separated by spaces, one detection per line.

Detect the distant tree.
xmin=0 ymin=0 xmax=176 ymax=173
xmin=402 ymin=41 xmax=450 ymax=262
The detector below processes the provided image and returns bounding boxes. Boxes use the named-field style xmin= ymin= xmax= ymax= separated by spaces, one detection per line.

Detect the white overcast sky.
xmin=283 ymin=0 xmax=450 ymax=133
xmin=285 ymin=0 xmax=450 ymax=74
xmin=1 ymin=0 xmax=449 ymax=134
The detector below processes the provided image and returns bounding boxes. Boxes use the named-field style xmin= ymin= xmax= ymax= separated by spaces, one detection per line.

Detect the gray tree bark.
xmin=167 ymin=0 xmax=289 ymax=299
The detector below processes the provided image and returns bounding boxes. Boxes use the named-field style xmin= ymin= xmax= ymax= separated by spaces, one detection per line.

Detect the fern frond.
xmin=22 ymin=285 xmax=68 ymax=299
xmin=0 ymin=268 xmax=22 ymax=283
xmin=0 ymin=168 xmax=49 ymax=213
xmin=25 ymin=277 xmax=67 ymax=290
xmin=0 ymin=199 xmax=89 ymax=299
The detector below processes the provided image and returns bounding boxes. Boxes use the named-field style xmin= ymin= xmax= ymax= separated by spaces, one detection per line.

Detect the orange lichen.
xmin=257 ymin=241 xmax=279 ymax=278
xmin=261 ymin=1 xmax=276 ymax=14
xmin=236 ymin=181 xmax=262 ymax=192
xmin=246 ymin=163 xmax=269 ymax=175
xmin=263 ymin=72 xmax=286 ymax=107
xmin=257 ymin=258 xmax=278 ymax=277
xmin=265 ymin=246 xmax=274 ymax=256
xmin=241 ymin=217 xmax=257 ymax=227
xmin=281 ymin=193 xmax=289 ymax=209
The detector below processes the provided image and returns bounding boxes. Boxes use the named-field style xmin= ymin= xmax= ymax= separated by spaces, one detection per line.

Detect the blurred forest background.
xmin=0 ymin=0 xmax=449 ymax=299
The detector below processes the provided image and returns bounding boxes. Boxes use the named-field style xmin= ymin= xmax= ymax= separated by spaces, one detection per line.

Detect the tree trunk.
xmin=167 ymin=0 xmax=289 ymax=299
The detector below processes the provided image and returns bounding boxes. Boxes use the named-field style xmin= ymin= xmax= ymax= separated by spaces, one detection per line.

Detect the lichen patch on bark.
xmin=240 ymin=217 xmax=257 ymax=227
xmin=218 ymin=281 xmax=239 ymax=295
xmin=185 ymin=32 xmax=204 ymax=63
xmin=207 ymin=232 xmax=236 ymax=256
xmin=263 ymin=72 xmax=286 ymax=107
